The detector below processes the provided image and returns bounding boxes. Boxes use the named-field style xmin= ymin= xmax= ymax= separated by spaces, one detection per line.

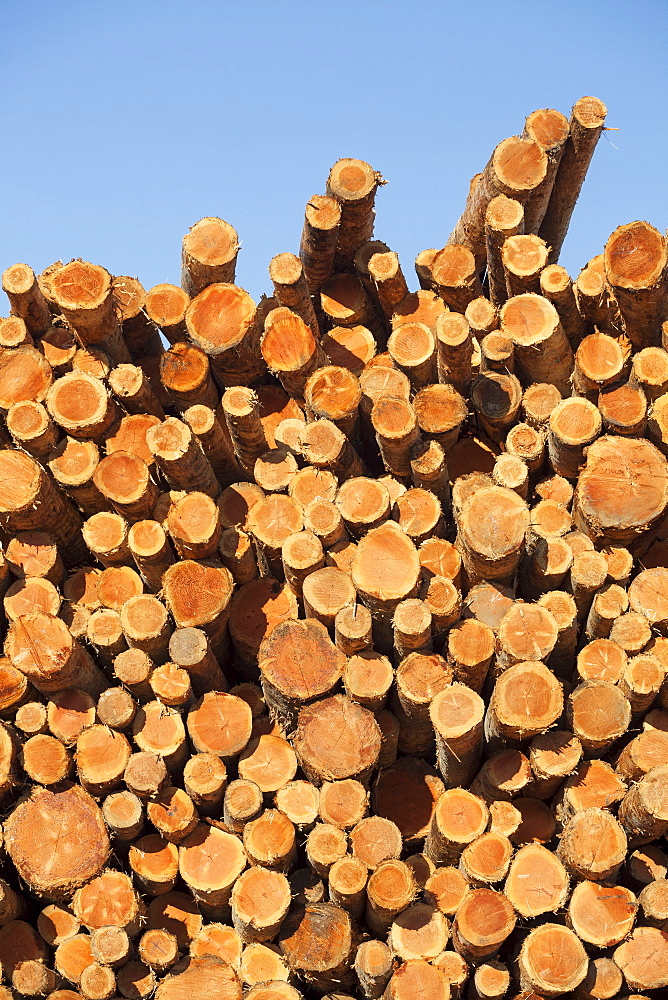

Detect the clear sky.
xmin=1 ymin=0 xmax=666 ymax=304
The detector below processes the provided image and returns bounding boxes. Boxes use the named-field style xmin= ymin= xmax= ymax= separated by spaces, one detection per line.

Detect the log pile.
xmin=0 ymin=94 xmax=667 ymax=1000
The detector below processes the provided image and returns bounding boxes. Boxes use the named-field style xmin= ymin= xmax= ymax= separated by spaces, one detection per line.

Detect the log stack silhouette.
xmin=0 ymin=94 xmax=667 ymax=1000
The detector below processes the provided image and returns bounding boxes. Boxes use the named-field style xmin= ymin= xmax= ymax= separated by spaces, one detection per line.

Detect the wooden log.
xmin=91 ymin=452 xmax=158 ymax=525
xmin=5 ymin=783 xmax=109 ymax=901
xmin=466 ymin=295 xmax=499 ymax=339
xmin=517 ymin=923 xmax=588 ymax=997
xmin=435 ymin=312 xmax=474 ymax=395
xmin=450 ymin=136 xmax=546 ymax=270
xmin=223 ymin=779 xmax=263 ymax=833
xmin=303 ymin=566 xmax=356 ymax=630
xmin=322 ymin=324 xmax=376 ymax=374
xmin=351 ymin=521 xmax=420 ymax=651
xmin=602 ymin=377 xmax=649 ymax=438
xmin=367 ymin=251 xmax=409 ymax=321
xmin=618 ymin=652 xmax=663 ymax=715
xmin=258 ymin=616 xmax=345 ymax=730
xmin=269 ymin=252 xmax=320 ymax=338
xmin=618 ymin=764 xmax=668 ymax=844
xmin=558 ymin=807 xmax=627 ymax=881
xmin=300 ymin=194 xmax=341 ymax=292
xmin=419 ymin=538 xmax=462 ymax=587
xmin=500 ymin=293 xmax=573 ymax=395
xmin=363 ymin=860 xmax=416 ymax=937
xmin=97 ymin=686 xmax=137 ymax=730
xmin=46 ymin=437 xmax=105 ymax=516
xmin=485 ymin=195 xmax=525 ymax=308
xmin=327 ymin=158 xmax=384 ymax=270
xmin=569 ymin=879 xmax=638 ymax=948
xmin=45 ymin=690 xmax=96 ymax=749
xmin=48 ymin=260 xmax=130 ymax=362
xmin=451 ymin=888 xmax=515 ymax=962
xmin=572 ymin=332 xmax=626 ymax=400
xmin=0 ymin=448 xmax=85 ymax=564
xmin=471 ymin=372 xmax=523 ymax=443
xmin=182 ymin=752 xmax=227 ymax=817
xmin=304 ymin=368 xmax=361 ymax=442
xmin=230 ymin=866 xmax=291 ymax=944
xmin=425 ymin=788 xmax=488 ymax=866
xmin=355 ymin=939 xmax=394 ymax=1000
xmin=186 ymin=282 xmax=264 ymax=386
xmin=178 ymin=821 xmax=246 ymax=910
xmin=181 ymin=217 xmax=239 ymax=297
xmin=459 ymin=831 xmax=512 ymax=887
xmin=335 ymin=477 xmax=390 ymax=538
xmin=567 ymin=680 xmax=631 ymax=755
xmin=457 ymin=486 xmax=529 ymax=586
xmin=539 ymin=96 xmax=607 ymax=262
xmin=604 ymin=221 xmax=667 ymax=351
xmin=492 ymin=454 xmax=529 ymax=500
xmin=431 ymin=245 xmax=483 ymax=312
xmin=159 ymin=342 xmax=217 ymax=413
xmin=386 ymin=323 xmax=436 ymax=391
xmin=96 ymin=564 xmax=143 ymax=611
xmin=504 ymin=842 xmax=568 ymax=919
xmin=391 ymin=650 xmax=451 ymax=756
xmin=388 ymin=902 xmax=449 ymax=962
xmin=349 ymin=814 xmax=403 ymax=869
xmin=413 ymin=384 xmax=467 ymax=455
xmin=282 ymin=529 xmax=324 ymax=598
xmin=8 ymin=611 xmax=106 ymax=697
xmin=75 ymin=724 xmax=131 ymax=797
xmin=496 ymin=603 xmax=558 ymax=672
xmin=243 ymin=808 xmax=296 ymax=872
xmin=126 ymin=519 xmax=174 ymax=592
xmin=574 ymin=435 xmax=668 ymax=549
xmin=145 ymin=283 xmax=190 ymax=344
xmin=239 ymin=734 xmax=297 ymax=794
xmin=480 ymin=331 xmax=514 ymax=376
xmin=527 ymin=728 xmax=582 ymax=799
xmin=585 ymin=584 xmax=629 ymax=639
xmin=275 ymin=780 xmax=320 ymax=830
xmin=300 ymin=418 xmax=364 ymax=480
xmin=5 ymin=529 xmax=63 ymax=585
xmin=547 ymin=397 xmax=601 ymax=480
xmin=393 ymin=488 xmax=443 ymax=545
xmin=614 ymin=926 xmax=668 ymax=993
xmin=2 ymin=263 xmax=51 ymax=335
xmin=521 ymin=107 xmax=570 ymax=233
xmin=430 ymin=684 xmax=484 ymax=789
xmin=502 ymin=235 xmax=549 ymax=297
xmin=262 ymin=307 xmax=325 ymax=400
xmin=6 ymin=398 xmax=58 ymax=459
xmin=486 ymin=661 xmax=562 ymax=745
xmin=162 ymin=559 xmax=233 ymax=661
xmin=4 ymin=574 xmax=60 ymax=621
xmin=20 ymin=732 xmax=70 ymax=785
xmin=444 ymin=618 xmax=495 ymax=692
xmin=575 ymin=258 xmax=623 ymax=334
xmin=540 ymin=263 xmax=586 ymax=346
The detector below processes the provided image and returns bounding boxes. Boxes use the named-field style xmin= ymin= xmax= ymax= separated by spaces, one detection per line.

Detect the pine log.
xmin=450 ymin=137 xmax=547 ymax=269
xmin=300 ymin=195 xmax=341 ymax=292
xmin=604 ymin=221 xmax=667 ymax=351
xmin=435 ymin=313 xmax=474 ymax=395
xmin=181 ymin=217 xmax=239 ymax=297
xmin=518 ymin=923 xmax=588 ymax=997
xmin=539 ymin=263 xmax=586 ymax=345
xmin=295 ymin=694 xmax=380 ymax=785
xmin=186 ymin=282 xmax=263 ymax=386
xmin=502 ymin=235 xmax=549 ymax=297
xmin=49 ymin=261 xmax=130 ymax=362
xmin=539 ymin=96 xmax=607 ymax=262
xmin=451 ymin=888 xmax=515 ymax=962
xmin=145 ymin=283 xmax=190 ymax=344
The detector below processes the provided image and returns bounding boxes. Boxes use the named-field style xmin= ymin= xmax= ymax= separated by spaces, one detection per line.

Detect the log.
xmin=432 ymin=245 xmax=483 ymax=313
xmin=300 ymin=418 xmax=364 ymax=480
xmin=450 ymin=136 xmax=547 ymax=270
xmin=186 ymin=282 xmax=264 ymax=386
xmin=613 ymin=926 xmax=668 ymax=992
xmin=451 ymin=888 xmax=516 ymax=962
xmin=459 ymin=832 xmax=512 ymax=887
xmin=471 ymin=372 xmax=523 ymax=443
xmin=618 ymin=764 xmax=668 ymax=845
xmin=262 ymin=307 xmax=325 ymax=400
xmin=558 ymin=807 xmax=627 ymax=881
xmin=181 ymin=217 xmax=239 ymax=297
xmin=481 ymin=332 xmax=514 ymax=375
xmin=539 ymin=263 xmax=586 ymax=345
xmin=327 ymin=158 xmax=384 ymax=269
xmin=457 ymin=486 xmax=529 ymax=586
xmin=336 ymin=477 xmax=390 ymax=537
xmin=485 ymin=195 xmax=525 ymax=308
xmin=567 ymin=679 xmax=631 ymax=754
xmin=269 ymin=252 xmax=320 ymax=338
xmin=486 ymin=661 xmax=563 ymax=745
xmin=504 ymin=842 xmax=568 ymax=918
xmin=518 ymin=923 xmax=588 ymax=997
xmin=300 ymin=195 xmax=341 ymax=292
xmin=275 ymin=779 xmax=320 ymax=829
xmin=604 ymin=221 xmax=667 ymax=351
xmin=430 ymin=685 xmax=485 ymax=789
xmin=49 ymin=261 xmax=130 ymax=362
xmin=500 ymin=294 xmax=573 ymax=395
xmin=355 ymin=939 xmax=394 ymax=1000
xmin=435 ymin=313 xmax=474 ymax=395
xmin=393 ymin=488 xmax=443 ymax=546
xmin=279 ymin=901 xmax=357 ymax=992
xmin=414 ymin=384 xmax=467 ymax=454
xmin=365 ymin=860 xmax=416 ymax=937
xmin=501 ymin=235 xmax=549 ymax=297
xmin=426 ymin=789 xmax=489 ymax=865
xmin=539 ymin=96 xmax=608 ymax=262
xmin=322 ymin=324 xmax=377 ymax=374
xmin=343 ymin=649 xmax=392 ymax=708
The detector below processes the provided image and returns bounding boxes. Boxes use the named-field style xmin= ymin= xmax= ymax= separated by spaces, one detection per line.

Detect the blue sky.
xmin=1 ymin=0 xmax=666 ymax=303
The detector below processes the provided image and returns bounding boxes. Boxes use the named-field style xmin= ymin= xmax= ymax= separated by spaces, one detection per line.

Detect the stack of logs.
xmin=0 ymin=94 xmax=667 ymax=1000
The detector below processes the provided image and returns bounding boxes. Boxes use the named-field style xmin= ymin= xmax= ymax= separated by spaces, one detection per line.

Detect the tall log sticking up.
xmin=327 ymin=158 xmax=384 ymax=270
xmin=3 ymin=98 xmax=668 ymax=1000
xmin=539 ymin=96 xmax=608 ymax=262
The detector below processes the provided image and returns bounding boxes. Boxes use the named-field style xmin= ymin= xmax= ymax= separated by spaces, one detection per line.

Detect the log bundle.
xmin=0 ymin=94 xmax=667 ymax=1000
